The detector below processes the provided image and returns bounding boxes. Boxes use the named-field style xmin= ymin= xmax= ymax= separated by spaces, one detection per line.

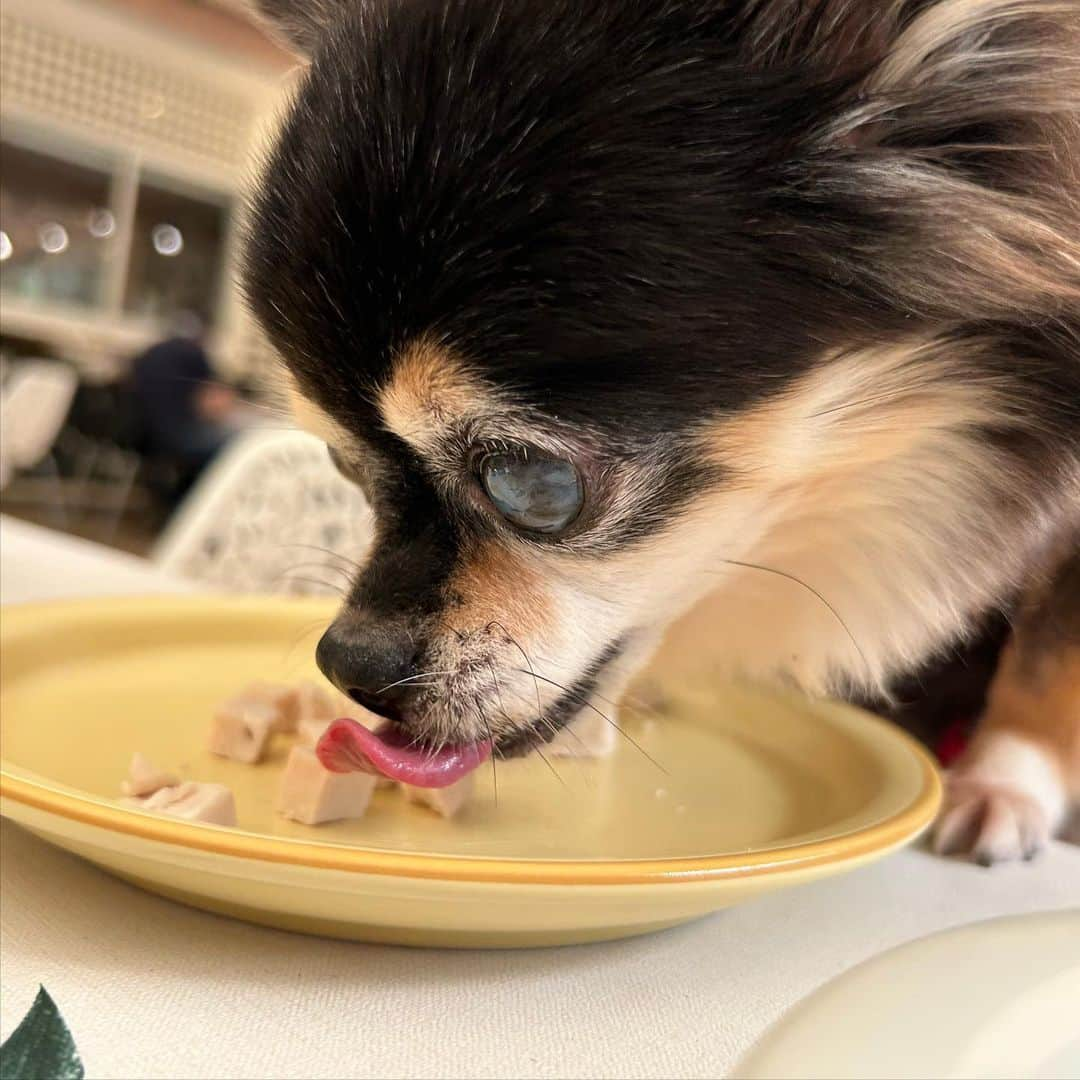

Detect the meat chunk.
xmin=238 ymin=680 xmax=301 ymax=733
xmin=549 ymin=710 xmax=617 ymax=758
xmin=300 ymin=717 xmax=328 ymax=751
xmin=120 ymin=752 xmax=179 ymax=797
xmin=298 ymin=697 xmax=396 ymax=788
xmin=297 ymin=714 xmax=334 ymax=749
xmin=123 ymin=781 xmax=237 ymax=827
xmin=208 ymin=697 xmax=278 ymax=764
xmin=276 ymin=745 xmax=378 ymax=825
xmin=289 ymin=681 xmax=339 ymax=742
xmin=296 ymin=680 xmax=338 ymax=720
xmin=402 ymin=774 xmax=475 ymax=818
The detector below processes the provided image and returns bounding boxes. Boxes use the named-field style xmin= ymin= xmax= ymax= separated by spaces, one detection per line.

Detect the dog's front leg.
xmin=933 ymin=532 xmax=1079 ymax=864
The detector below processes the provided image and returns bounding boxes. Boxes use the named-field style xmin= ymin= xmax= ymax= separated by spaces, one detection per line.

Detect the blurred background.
xmin=0 ymin=0 xmax=376 ymax=594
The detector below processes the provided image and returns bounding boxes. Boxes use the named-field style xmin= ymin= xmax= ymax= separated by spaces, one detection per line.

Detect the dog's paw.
xmin=931 ymin=730 xmax=1068 ymax=866
xmin=932 ymin=775 xmax=1050 ymax=865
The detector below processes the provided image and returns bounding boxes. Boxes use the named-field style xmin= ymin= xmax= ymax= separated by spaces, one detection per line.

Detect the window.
xmin=0 ymin=130 xmax=234 ymax=332
xmin=123 ymin=178 xmax=231 ymax=326
xmin=0 ymin=140 xmax=116 ymax=308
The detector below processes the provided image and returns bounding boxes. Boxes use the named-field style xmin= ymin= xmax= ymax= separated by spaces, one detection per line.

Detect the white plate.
xmin=736 ymin=910 xmax=1080 ymax=1080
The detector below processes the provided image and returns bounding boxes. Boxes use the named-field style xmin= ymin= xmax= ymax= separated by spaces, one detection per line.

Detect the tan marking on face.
xmin=285 ymin=379 xmax=353 ymax=447
xmin=442 ymin=541 xmax=556 ymax=642
xmin=377 ymin=340 xmax=496 ymax=454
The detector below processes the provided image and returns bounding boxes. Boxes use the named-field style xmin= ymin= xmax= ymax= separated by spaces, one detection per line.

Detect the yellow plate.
xmin=0 ymin=596 xmax=940 ymax=948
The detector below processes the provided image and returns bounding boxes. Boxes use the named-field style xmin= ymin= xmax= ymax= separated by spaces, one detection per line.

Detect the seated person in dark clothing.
xmin=131 ymin=321 xmax=243 ymax=478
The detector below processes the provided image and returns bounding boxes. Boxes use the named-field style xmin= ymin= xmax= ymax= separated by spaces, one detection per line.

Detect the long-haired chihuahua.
xmin=244 ymin=0 xmax=1079 ymax=864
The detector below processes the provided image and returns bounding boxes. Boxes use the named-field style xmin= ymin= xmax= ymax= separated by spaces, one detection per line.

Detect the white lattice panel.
xmin=1 ymin=7 xmax=257 ymax=170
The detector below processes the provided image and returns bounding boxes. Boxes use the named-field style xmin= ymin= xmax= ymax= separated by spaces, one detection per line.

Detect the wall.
xmin=0 ymin=0 xmax=298 ymax=382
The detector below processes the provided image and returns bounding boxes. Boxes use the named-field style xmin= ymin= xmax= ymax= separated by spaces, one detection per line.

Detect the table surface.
xmin=3 ymin=514 xmax=1079 ymax=1079
xmin=0 ymin=515 xmax=194 ymax=604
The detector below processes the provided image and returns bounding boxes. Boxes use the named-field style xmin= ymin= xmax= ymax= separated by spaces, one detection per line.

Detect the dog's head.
xmin=244 ymin=0 xmax=1079 ymax=758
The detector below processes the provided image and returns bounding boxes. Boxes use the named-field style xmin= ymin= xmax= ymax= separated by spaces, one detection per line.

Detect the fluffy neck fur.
xmin=695 ymin=337 xmax=1079 ymax=700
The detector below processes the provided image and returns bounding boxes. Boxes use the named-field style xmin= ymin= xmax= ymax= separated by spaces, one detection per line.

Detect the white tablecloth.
xmin=2 ymin=515 xmax=1079 ymax=1079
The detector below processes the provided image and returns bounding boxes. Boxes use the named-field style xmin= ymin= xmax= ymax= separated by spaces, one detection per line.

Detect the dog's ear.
xmin=248 ymin=0 xmax=347 ymax=56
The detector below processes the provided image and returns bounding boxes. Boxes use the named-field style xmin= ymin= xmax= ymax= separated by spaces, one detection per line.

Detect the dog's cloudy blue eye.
xmin=480 ymin=449 xmax=583 ymax=534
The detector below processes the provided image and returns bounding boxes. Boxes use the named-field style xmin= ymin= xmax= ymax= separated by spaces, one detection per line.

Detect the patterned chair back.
xmin=153 ymin=428 xmax=374 ymax=596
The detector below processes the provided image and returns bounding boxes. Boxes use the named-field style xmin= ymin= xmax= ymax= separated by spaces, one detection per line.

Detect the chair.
xmin=0 ymin=361 xmax=79 ymax=521
xmin=0 ymin=360 xmax=79 ymax=478
xmin=52 ymin=425 xmax=143 ymax=543
xmin=152 ymin=427 xmax=375 ymax=595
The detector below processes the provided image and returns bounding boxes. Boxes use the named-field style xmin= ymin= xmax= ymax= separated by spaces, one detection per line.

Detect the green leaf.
xmin=0 ymin=987 xmax=84 ymax=1080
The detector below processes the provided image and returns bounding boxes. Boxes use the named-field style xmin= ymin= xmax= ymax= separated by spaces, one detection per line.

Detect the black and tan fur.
xmin=244 ymin=0 xmax=1080 ymax=862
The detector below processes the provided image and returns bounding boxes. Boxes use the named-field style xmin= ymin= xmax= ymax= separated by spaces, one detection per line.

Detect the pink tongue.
xmin=316 ymin=718 xmax=492 ymax=788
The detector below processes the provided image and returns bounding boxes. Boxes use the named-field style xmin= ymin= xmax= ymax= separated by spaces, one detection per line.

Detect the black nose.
xmin=315 ymin=615 xmax=421 ymax=718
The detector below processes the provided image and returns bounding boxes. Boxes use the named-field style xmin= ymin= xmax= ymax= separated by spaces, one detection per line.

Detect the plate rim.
xmin=0 ymin=596 xmax=942 ymax=886
xmin=734 ymin=911 xmax=1080 ymax=1078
